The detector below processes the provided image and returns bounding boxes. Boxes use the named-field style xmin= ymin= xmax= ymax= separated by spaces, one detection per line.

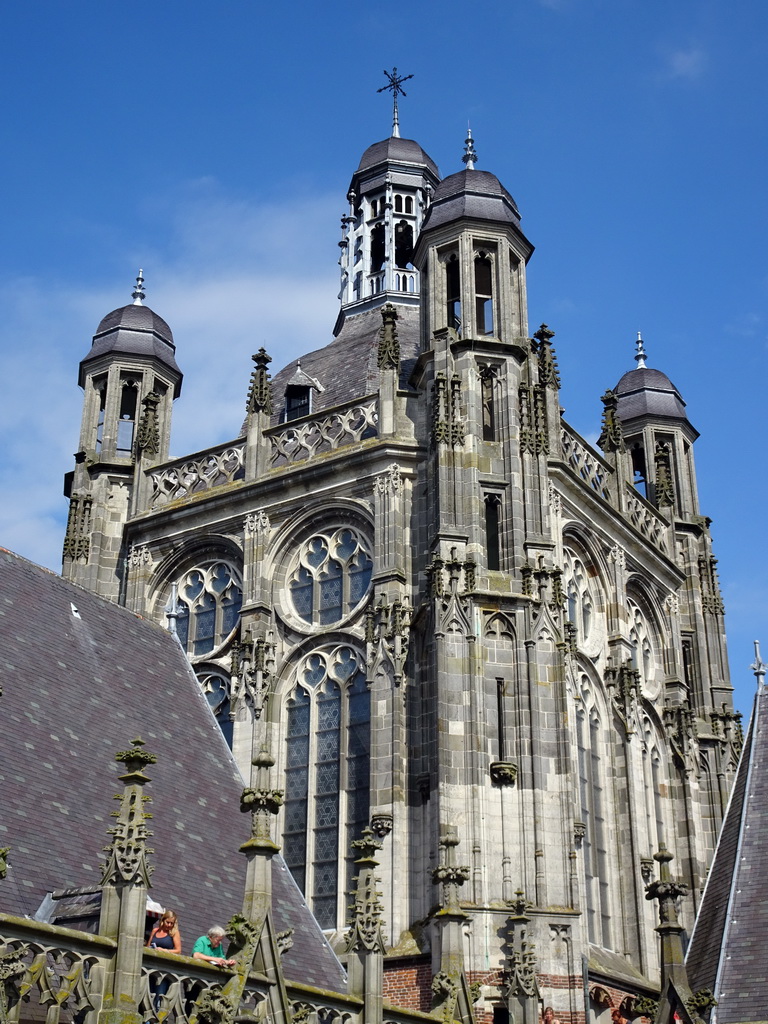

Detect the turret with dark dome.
xmin=79 ymin=274 xmax=182 ymax=396
xmin=614 ymin=334 xmax=696 ymax=436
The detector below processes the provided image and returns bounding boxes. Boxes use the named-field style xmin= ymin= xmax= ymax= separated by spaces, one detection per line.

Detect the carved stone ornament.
xmin=532 ymin=323 xmax=561 ymax=390
xmin=231 ymin=630 xmax=276 ymax=720
xmin=244 ymin=509 xmax=271 ymax=535
xmin=345 ymin=827 xmax=387 ymax=954
xmin=490 ymin=761 xmax=518 ymax=786
xmin=136 ymin=391 xmax=161 ymax=457
xmin=240 ymin=748 xmax=283 ymax=848
xmin=246 ymin=348 xmax=273 ymax=416
xmin=101 ymin=738 xmax=156 ymax=887
xmin=373 ymin=462 xmax=403 ymax=496
xmin=62 ymin=492 xmax=92 ymax=562
xmin=431 ymin=372 xmax=465 ymax=448
xmin=573 ymin=821 xmax=586 ymax=846
xmin=598 ymin=389 xmax=626 ymax=454
xmin=370 ymin=813 xmax=394 ymax=838
xmin=377 ymin=303 xmax=401 ymax=370
xmin=128 ymin=544 xmax=152 ymax=569
xmin=0 ymin=846 xmax=10 ymax=880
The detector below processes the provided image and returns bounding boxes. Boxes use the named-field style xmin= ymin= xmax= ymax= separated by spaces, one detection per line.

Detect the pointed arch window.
xmin=198 ymin=669 xmax=233 ymax=748
xmin=575 ymin=690 xmax=612 ymax=948
xmin=484 ymin=494 xmax=502 ymax=570
xmin=173 ymin=560 xmax=243 ymax=657
xmin=395 ymin=221 xmax=414 ymax=268
xmin=94 ymin=377 xmax=107 ymax=452
xmin=446 ymin=255 xmax=461 ymax=333
xmin=288 ymin=529 xmax=373 ymax=627
xmin=117 ymin=378 xmax=138 ymax=455
xmin=371 ymin=224 xmax=385 ymax=273
xmin=474 ymin=253 xmax=494 ymax=336
xmin=283 ymin=645 xmax=370 ymax=929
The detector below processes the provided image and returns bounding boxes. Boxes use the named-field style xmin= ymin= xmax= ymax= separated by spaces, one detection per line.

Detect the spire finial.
xmin=462 ymin=125 xmax=477 ymax=171
xmin=750 ymin=641 xmax=767 ymax=689
xmin=634 ymin=330 xmax=647 ymax=369
xmin=132 ymin=269 xmax=145 ymax=306
xmin=378 ymin=67 xmax=413 ymax=139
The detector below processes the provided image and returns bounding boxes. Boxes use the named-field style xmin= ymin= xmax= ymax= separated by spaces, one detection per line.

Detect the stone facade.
xmin=62 ymin=127 xmax=739 ymax=1024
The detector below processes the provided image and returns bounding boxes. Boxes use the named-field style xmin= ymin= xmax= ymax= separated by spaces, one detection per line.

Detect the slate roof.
xmin=685 ymin=681 xmax=767 ymax=1023
xmin=0 ymin=548 xmax=345 ymax=992
xmin=614 ymin=366 xmax=694 ymax=432
xmin=355 ymin=137 xmax=439 ymax=179
xmin=421 ymin=170 xmax=522 ymax=232
xmin=269 ymin=304 xmax=421 ymax=424
xmin=79 ymin=303 xmax=182 ymax=394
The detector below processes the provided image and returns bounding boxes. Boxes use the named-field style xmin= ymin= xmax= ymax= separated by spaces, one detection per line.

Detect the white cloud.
xmin=0 ymin=188 xmax=341 ymax=572
xmin=659 ymin=45 xmax=708 ymax=82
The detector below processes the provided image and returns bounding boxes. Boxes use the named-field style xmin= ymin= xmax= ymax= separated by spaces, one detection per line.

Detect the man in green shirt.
xmin=192 ymin=926 xmax=236 ymax=967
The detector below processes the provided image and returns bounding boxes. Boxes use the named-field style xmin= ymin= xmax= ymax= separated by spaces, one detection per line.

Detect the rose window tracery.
xmin=288 ymin=528 xmax=373 ymax=627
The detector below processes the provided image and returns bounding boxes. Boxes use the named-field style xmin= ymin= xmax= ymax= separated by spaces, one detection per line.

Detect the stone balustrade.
xmin=266 ymin=396 xmax=378 ymax=468
xmin=560 ymin=425 xmax=612 ymax=501
xmin=147 ymin=442 xmax=245 ymax=508
xmin=624 ymin=484 xmax=671 ymax=556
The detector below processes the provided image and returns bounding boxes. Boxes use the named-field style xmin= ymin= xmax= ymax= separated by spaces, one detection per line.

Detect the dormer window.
xmin=285 ymin=384 xmax=311 ymax=421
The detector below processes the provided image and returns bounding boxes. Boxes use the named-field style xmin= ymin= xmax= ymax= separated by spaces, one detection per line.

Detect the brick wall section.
xmin=384 ymin=961 xmax=644 ymax=1024
xmin=383 ymin=958 xmax=433 ymax=1014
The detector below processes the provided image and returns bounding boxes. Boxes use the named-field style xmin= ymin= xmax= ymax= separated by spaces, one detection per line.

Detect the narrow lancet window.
xmin=485 ymin=494 xmax=502 ymax=570
xmin=95 ymin=380 xmax=107 ymax=452
xmin=475 ymin=253 xmax=494 ymax=336
xmin=481 ymin=370 xmax=496 ymax=441
xmin=371 ymin=224 xmax=385 ymax=273
xmin=395 ymin=221 xmax=414 ymax=268
xmin=117 ymin=380 xmax=138 ymax=455
xmin=446 ymin=255 xmax=461 ymax=333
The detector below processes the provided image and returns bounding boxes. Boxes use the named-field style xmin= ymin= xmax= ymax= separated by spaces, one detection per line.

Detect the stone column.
xmin=345 ymin=828 xmax=386 ymax=1024
xmin=98 ymin=738 xmax=156 ymax=1024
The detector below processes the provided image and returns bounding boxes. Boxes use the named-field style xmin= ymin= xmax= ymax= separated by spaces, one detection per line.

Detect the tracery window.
xmin=288 ymin=528 xmax=373 ymax=627
xmin=564 ymin=551 xmax=593 ymax=646
xmin=627 ymin=597 xmax=661 ymax=698
xmin=283 ymin=645 xmax=370 ymax=929
xmin=198 ymin=669 xmax=233 ymax=748
xmin=174 ymin=561 xmax=243 ymax=657
xmin=574 ymin=675 xmax=613 ymax=949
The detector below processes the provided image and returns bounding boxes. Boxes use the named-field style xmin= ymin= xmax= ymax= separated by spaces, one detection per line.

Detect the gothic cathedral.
xmin=62 ymin=116 xmax=739 ymax=1023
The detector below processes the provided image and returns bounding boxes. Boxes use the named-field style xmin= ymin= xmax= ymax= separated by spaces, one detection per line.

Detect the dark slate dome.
xmin=356 ymin=136 xmax=439 ymax=178
xmin=79 ymin=303 xmax=182 ymax=393
xmin=95 ymin=303 xmax=174 ymax=344
xmin=422 ymin=169 xmax=521 ymax=231
xmin=614 ymin=366 xmax=690 ymax=424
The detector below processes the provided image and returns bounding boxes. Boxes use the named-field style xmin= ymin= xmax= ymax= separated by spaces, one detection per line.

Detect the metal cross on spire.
xmin=378 ymin=67 xmax=413 ymax=139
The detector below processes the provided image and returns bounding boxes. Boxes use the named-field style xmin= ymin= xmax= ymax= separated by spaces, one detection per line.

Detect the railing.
xmin=0 ymin=918 xmax=269 ymax=1024
xmin=623 ymin=485 xmax=671 ymax=556
xmin=148 ymin=441 xmax=245 ymax=508
xmin=266 ymin=396 xmax=378 ymax=469
xmin=560 ymin=425 xmax=612 ymax=501
xmin=0 ymin=918 xmax=114 ymax=1024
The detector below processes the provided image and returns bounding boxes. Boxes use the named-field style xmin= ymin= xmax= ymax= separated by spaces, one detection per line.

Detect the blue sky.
xmin=1 ymin=0 xmax=765 ymax=715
